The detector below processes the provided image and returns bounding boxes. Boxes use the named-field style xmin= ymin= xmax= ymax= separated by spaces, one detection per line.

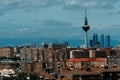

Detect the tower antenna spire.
xmin=82 ymin=9 xmax=90 ymax=48
xmin=85 ymin=9 xmax=87 ymax=17
xmin=84 ymin=9 xmax=88 ymax=25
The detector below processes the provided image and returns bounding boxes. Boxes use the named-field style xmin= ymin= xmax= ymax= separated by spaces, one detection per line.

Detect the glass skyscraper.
xmin=105 ymin=35 xmax=110 ymax=48
xmin=90 ymin=40 xmax=93 ymax=48
xmin=93 ymin=33 xmax=98 ymax=47
xmin=100 ymin=34 xmax=104 ymax=48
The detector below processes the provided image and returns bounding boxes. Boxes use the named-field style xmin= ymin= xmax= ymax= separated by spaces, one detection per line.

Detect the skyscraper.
xmin=100 ymin=34 xmax=104 ymax=48
xmin=106 ymin=35 xmax=110 ymax=48
xmin=82 ymin=9 xmax=90 ymax=48
xmin=93 ymin=33 xmax=98 ymax=47
xmin=90 ymin=40 xmax=93 ymax=48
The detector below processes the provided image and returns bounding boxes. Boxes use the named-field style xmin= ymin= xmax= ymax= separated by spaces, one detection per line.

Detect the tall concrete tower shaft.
xmin=82 ymin=9 xmax=90 ymax=48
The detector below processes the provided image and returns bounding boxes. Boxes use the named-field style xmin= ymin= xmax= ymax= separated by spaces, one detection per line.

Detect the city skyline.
xmin=0 ymin=0 xmax=120 ymax=41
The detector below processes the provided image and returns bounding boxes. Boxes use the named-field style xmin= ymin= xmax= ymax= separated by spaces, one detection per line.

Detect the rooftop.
xmin=67 ymin=58 xmax=105 ymax=62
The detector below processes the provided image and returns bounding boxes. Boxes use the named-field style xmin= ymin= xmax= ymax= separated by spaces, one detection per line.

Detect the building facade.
xmin=105 ymin=35 xmax=110 ymax=48
xmin=0 ymin=47 xmax=14 ymax=58
xmin=100 ymin=34 xmax=104 ymax=48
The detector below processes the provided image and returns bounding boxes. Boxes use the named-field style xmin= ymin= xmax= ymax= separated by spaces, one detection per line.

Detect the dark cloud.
xmin=0 ymin=0 xmax=65 ymax=15
xmin=41 ymin=19 xmax=82 ymax=39
xmin=108 ymin=11 xmax=120 ymax=15
xmin=0 ymin=0 xmax=64 ymax=8
xmin=0 ymin=0 xmax=119 ymax=15
xmin=42 ymin=19 xmax=73 ymax=27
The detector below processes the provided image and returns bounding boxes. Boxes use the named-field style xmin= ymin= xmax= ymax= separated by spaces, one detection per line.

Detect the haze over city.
xmin=0 ymin=0 xmax=120 ymax=40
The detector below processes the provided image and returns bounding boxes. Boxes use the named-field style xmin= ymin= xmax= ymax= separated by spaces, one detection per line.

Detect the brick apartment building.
xmin=0 ymin=46 xmax=14 ymax=58
xmin=20 ymin=43 xmax=70 ymax=74
xmin=0 ymin=47 xmax=17 ymax=70
xmin=19 ymin=45 xmax=118 ymax=75
xmin=67 ymin=48 xmax=116 ymax=69
xmin=0 ymin=44 xmax=118 ymax=80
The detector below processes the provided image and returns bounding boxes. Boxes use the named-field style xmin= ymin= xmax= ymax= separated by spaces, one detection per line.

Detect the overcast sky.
xmin=0 ymin=0 xmax=120 ymax=40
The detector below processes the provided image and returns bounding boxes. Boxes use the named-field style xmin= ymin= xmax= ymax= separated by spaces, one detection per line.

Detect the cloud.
xmin=19 ymin=27 xmax=29 ymax=32
xmin=42 ymin=19 xmax=73 ymax=28
xmin=89 ymin=24 xmax=120 ymax=37
xmin=105 ymin=25 xmax=120 ymax=39
xmin=0 ymin=0 xmax=64 ymax=8
xmin=40 ymin=19 xmax=82 ymax=38
xmin=0 ymin=0 xmax=64 ymax=15
xmin=109 ymin=25 xmax=120 ymax=29
xmin=63 ymin=0 xmax=82 ymax=10
xmin=108 ymin=1 xmax=120 ymax=14
xmin=0 ymin=0 xmax=119 ymax=15
xmin=19 ymin=26 xmax=38 ymax=33
xmin=63 ymin=0 xmax=119 ymax=10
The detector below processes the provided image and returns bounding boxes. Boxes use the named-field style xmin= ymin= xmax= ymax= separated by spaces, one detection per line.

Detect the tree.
xmin=30 ymin=73 xmax=40 ymax=80
xmin=15 ymin=72 xmax=27 ymax=80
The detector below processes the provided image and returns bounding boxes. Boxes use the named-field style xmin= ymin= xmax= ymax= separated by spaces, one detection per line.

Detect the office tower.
xmin=93 ymin=33 xmax=98 ymax=47
xmin=100 ymin=34 xmax=104 ymax=48
xmin=82 ymin=9 xmax=90 ymax=48
xmin=106 ymin=35 xmax=110 ymax=48
xmin=90 ymin=40 xmax=93 ymax=48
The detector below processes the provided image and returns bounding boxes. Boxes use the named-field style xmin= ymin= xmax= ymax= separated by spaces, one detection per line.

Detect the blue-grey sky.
xmin=0 ymin=0 xmax=120 ymax=40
